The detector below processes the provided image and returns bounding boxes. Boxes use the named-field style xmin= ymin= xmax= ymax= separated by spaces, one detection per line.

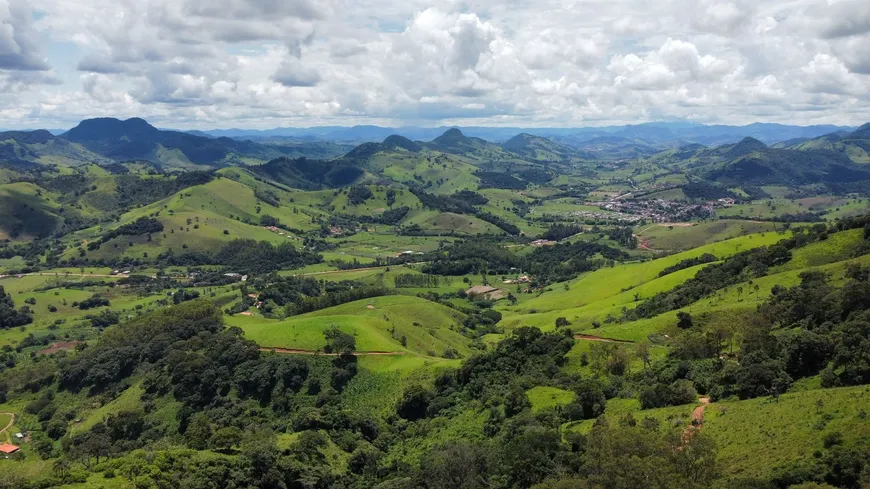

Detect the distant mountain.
xmin=249 ymin=157 xmax=366 ymax=190
xmin=59 ymin=118 xmax=354 ymax=169
xmin=640 ymin=124 xmax=870 ymax=190
xmin=704 ymin=148 xmax=870 ymax=187
xmin=194 ymin=122 xmax=855 ymax=148
xmin=428 ymin=128 xmax=494 ymax=155
xmin=382 ymin=135 xmax=422 ymax=152
xmin=62 ymin=118 xmax=261 ymax=169
xmin=502 ymin=133 xmax=592 ymax=162
xmin=0 ymin=129 xmax=112 ymax=168
xmin=777 ymin=124 xmax=870 ymax=164
xmin=723 ymin=137 xmax=768 ymax=159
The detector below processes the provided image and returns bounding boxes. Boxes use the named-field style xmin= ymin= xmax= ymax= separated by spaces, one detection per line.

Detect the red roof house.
xmin=0 ymin=443 xmax=20 ymax=454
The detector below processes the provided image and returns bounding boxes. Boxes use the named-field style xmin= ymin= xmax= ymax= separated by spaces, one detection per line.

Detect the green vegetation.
xmin=4 ymin=120 xmax=870 ymax=489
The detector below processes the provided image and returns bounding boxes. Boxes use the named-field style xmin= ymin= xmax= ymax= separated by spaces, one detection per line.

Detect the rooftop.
xmin=0 ymin=443 xmax=20 ymax=454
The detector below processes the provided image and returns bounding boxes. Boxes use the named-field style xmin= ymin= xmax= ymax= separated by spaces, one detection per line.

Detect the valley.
xmin=1 ymin=118 xmax=870 ymax=489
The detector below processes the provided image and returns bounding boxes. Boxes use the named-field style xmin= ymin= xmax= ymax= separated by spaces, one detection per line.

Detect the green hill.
xmin=0 ymin=129 xmax=111 ymax=168
xmin=228 ymin=295 xmax=472 ymax=358
xmin=502 ymin=133 xmax=589 ymax=164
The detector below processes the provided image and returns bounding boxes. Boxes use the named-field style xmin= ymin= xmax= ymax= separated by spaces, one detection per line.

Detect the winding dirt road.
xmin=259 ymin=347 xmax=405 ymax=356
xmin=0 ymin=413 xmax=15 ymax=443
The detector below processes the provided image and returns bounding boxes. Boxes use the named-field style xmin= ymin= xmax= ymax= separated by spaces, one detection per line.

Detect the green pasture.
xmin=636 ymin=220 xmax=781 ymax=251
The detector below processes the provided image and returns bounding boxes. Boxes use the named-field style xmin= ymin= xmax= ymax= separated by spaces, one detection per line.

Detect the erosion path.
xmin=0 ymin=412 xmax=15 ymax=443
xmin=692 ymin=396 xmax=711 ymax=426
xmin=260 ymin=347 xmax=405 ymax=356
xmin=574 ymin=334 xmax=634 ymax=343
xmin=679 ymin=397 xmax=711 ymax=444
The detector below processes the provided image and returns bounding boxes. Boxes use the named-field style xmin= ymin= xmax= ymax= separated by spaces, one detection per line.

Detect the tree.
xmin=565 ymin=379 xmax=606 ymax=420
xmin=0 ymin=285 xmax=33 ymax=329
xmin=502 ymin=426 xmax=563 ymax=487
xmin=668 ymin=431 xmax=719 ymax=486
xmin=259 ymin=214 xmax=280 ymax=227
xmin=210 ymin=426 xmax=242 ymax=452
xmin=52 ymin=458 xmax=71 ymax=482
xmin=677 ymin=311 xmax=694 ymax=329
xmin=504 ymin=385 xmax=531 ymax=417
xmin=555 ymin=317 xmax=571 ymax=328
xmin=421 ymin=442 xmax=491 ymax=489
xmin=185 ymin=413 xmax=213 ymax=450
xmin=397 ymin=384 xmax=433 ymax=421
xmin=323 ymin=326 xmax=355 ymax=354
xmin=636 ymin=341 xmax=651 ymax=370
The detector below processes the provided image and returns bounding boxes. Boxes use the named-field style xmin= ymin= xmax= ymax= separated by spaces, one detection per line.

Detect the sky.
xmin=1 ymin=0 xmax=869 ymax=129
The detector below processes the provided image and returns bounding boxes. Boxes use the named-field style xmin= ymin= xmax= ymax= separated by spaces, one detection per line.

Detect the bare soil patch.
xmin=38 ymin=341 xmax=82 ymax=355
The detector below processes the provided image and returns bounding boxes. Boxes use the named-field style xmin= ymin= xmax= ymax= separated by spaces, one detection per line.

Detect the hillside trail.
xmin=574 ymin=334 xmax=634 ymax=343
xmin=0 ymin=413 xmax=15 ymax=443
xmin=260 ymin=347 xmax=405 ymax=356
xmin=682 ymin=397 xmax=711 ymax=443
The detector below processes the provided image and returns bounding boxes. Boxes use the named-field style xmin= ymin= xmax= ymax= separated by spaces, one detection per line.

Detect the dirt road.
xmin=692 ymin=396 xmax=711 ymax=426
xmin=681 ymin=397 xmax=711 ymax=444
xmin=293 ymin=262 xmax=429 ymax=277
xmin=0 ymin=272 xmax=152 ymax=279
xmin=574 ymin=334 xmax=635 ymax=343
xmin=0 ymin=413 xmax=15 ymax=443
xmin=260 ymin=347 xmax=405 ymax=356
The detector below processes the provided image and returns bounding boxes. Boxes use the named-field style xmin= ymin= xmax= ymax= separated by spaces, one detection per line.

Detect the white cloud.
xmin=0 ymin=0 xmax=51 ymax=71
xmin=801 ymin=53 xmax=868 ymax=96
xmin=0 ymin=0 xmax=868 ymax=128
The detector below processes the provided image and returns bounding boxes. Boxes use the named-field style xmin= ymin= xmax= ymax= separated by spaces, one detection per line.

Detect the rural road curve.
xmin=0 ymin=413 xmax=15 ymax=439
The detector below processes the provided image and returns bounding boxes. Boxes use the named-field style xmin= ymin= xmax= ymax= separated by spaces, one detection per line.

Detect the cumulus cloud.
xmin=815 ymin=0 xmax=870 ymax=39
xmin=801 ymin=53 xmax=867 ymax=96
xmin=272 ymin=57 xmax=321 ymax=87
xmin=0 ymin=0 xmax=869 ymax=128
xmin=608 ymin=38 xmax=734 ymax=91
xmin=0 ymin=0 xmax=51 ymax=71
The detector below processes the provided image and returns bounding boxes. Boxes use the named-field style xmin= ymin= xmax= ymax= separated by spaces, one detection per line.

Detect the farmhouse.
xmin=530 ymin=239 xmax=556 ymax=247
xmin=465 ymin=285 xmax=506 ymax=301
xmin=0 ymin=443 xmax=20 ymax=455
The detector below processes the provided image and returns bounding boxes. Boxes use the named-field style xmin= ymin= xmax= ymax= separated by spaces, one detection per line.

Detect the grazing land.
xmin=2 ymin=118 xmax=870 ymax=489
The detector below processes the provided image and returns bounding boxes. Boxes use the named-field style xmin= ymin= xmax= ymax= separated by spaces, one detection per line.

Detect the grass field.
xmin=636 ymin=220 xmax=781 ymax=251
xmin=724 ymin=196 xmax=870 ymax=221
xmin=229 ymin=295 xmax=473 ymax=359
xmin=771 ymin=228 xmax=865 ymax=273
xmin=404 ymin=210 xmax=502 ymax=235
xmin=0 ymin=412 xmax=12 ymax=443
xmin=527 ymin=386 xmax=575 ymax=412
xmin=705 ymin=385 xmax=870 ymax=479
xmin=500 ymin=231 xmax=788 ymax=323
